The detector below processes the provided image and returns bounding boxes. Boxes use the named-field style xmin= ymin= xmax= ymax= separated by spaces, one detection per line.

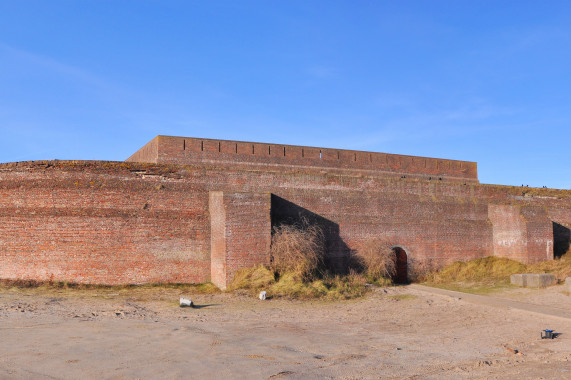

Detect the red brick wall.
xmin=0 ymin=162 xmax=210 ymax=285
xmin=126 ymin=135 xmax=478 ymax=183
xmin=210 ymin=192 xmax=271 ymax=289
xmin=0 ymin=157 xmax=570 ymax=285
xmin=125 ymin=137 xmax=158 ymax=163
xmin=209 ymin=191 xmax=227 ymax=289
xmin=522 ymin=207 xmax=554 ymax=263
xmin=488 ymin=204 xmax=528 ymax=262
xmin=487 ymin=204 xmax=553 ymax=264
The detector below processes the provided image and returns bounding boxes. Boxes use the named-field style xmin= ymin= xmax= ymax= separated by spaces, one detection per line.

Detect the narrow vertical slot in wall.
xmin=218 ymin=142 xmax=221 ymax=152
xmin=183 ymin=139 xmax=186 ymax=151
xmin=319 ymin=150 xmax=322 ymax=159
xmin=201 ymin=141 xmax=204 ymax=151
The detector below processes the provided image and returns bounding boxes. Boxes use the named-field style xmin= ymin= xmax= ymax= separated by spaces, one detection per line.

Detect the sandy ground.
xmin=0 ymin=284 xmax=570 ymax=380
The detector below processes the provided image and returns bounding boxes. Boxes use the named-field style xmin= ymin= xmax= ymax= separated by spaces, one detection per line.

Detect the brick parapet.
xmin=126 ymin=135 xmax=479 ymax=183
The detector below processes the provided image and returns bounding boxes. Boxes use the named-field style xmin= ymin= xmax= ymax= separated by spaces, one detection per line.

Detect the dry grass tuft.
xmin=426 ymin=254 xmax=571 ymax=286
xmin=527 ymin=253 xmax=571 ymax=282
xmin=322 ymin=271 xmax=369 ymax=299
xmin=0 ymin=278 xmax=221 ymax=294
xmin=426 ymin=256 xmax=526 ymax=285
xmin=268 ymin=272 xmax=328 ymax=299
xmin=263 ymin=271 xmax=368 ymax=300
xmin=229 ymin=222 xmax=368 ymax=299
xmin=270 ymin=221 xmax=325 ymax=280
xmin=228 ymin=265 xmax=275 ymax=291
xmin=354 ymin=239 xmax=395 ymax=285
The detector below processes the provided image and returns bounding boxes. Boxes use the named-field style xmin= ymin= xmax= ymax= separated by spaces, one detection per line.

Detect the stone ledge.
xmin=510 ymin=273 xmax=557 ymax=288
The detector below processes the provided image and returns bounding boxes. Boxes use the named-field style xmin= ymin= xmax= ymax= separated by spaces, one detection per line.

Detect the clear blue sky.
xmin=1 ymin=1 xmax=569 ymax=189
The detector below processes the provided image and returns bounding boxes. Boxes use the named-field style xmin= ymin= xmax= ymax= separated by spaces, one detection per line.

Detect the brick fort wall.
xmin=0 ymin=136 xmax=570 ymax=285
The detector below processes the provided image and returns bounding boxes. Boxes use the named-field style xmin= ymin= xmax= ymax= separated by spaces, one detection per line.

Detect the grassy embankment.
xmin=424 ymin=254 xmax=571 ymax=294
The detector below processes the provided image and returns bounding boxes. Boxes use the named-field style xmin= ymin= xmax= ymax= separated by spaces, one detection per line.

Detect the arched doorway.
xmin=392 ymin=247 xmax=408 ymax=284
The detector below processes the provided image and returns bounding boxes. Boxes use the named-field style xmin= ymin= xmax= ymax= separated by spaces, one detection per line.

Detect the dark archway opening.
xmin=553 ymin=222 xmax=570 ymax=259
xmin=393 ymin=247 xmax=408 ymax=284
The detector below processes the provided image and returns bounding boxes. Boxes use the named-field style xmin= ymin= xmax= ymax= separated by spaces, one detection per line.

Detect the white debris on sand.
xmin=179 ymin=297 xmax=193 ymax=307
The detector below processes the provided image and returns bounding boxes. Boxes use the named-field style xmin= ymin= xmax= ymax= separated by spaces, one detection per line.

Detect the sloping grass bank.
xmin=425 ymin=255 xmax=571 ymax=294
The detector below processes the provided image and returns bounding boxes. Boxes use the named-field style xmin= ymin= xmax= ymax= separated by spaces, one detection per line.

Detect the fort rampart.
xmin=1 ymin=136 xmax=570 ymax=288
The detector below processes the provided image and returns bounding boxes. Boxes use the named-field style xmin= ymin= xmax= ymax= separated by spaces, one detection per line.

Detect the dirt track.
xmin=1 ymin=285 xmax=570 ymax=379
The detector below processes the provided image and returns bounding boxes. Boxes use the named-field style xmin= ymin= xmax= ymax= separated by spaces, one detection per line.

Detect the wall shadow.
xmin=270 ymin=194 xmax=353 ymax=274
xmin=553 ymin=222 xmax=570 ymax=258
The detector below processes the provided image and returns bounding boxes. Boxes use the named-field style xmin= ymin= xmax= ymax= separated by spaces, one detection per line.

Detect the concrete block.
xmin=565 ymin=277 xmax=571 ymax=292
xmin=527 ymin=273 xmax=556 ymax=288
xmin=510 ymin=274 xmax=525 ymax=287
xmin=510 ymin=273 xmax=556 ymax=288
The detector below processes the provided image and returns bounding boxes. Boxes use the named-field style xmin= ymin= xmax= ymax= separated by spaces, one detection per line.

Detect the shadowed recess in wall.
xmin=270 ymin=194 xmax=352 ymax=274
xmin=553 ymin=222 xmax=570 ymax=258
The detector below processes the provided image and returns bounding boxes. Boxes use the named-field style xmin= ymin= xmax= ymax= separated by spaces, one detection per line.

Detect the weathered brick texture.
xmin=488 ymin=205 xmax=553 ymax=263
xmin=209 ymin=192 xmax=271 ymax=289
xmin=0 ymin=135 xmax=570 ymax=285
xmin=126 ymin=135 xmax=478 ymax=183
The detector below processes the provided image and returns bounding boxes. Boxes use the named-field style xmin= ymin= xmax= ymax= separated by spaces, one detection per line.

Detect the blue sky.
xmin=0 ymin=1 xmax=569 ymax=189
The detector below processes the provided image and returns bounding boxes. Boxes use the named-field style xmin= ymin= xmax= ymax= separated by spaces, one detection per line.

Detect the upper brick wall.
xmin=126 ymin=135 xmax=479 ymax=183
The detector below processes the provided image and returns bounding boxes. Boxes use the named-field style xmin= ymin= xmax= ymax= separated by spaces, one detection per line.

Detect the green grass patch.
xmin=387 ymin=294 xmax=417 ymax=301
xmin=427 ymin=282 xmax=517 ymax=294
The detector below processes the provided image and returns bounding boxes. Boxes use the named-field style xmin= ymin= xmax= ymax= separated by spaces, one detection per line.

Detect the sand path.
xmin=1 ymin=285 xmax=569 ymax=379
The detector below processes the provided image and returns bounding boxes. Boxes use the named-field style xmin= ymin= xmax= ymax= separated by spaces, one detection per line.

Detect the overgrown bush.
xmin=229 ymin=221 xmax=368 ymax=299
xmin=269 ymin=221 xmax=325 ymax=280
xmin=354 ymin=238 xmax=395 ymax=285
